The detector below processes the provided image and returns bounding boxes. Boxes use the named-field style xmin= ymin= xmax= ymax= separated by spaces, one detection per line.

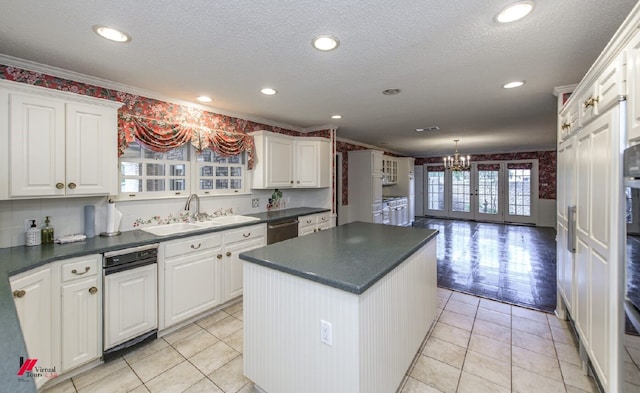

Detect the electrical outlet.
xmin=320 ymin=320 xmax=332 ymax=346
xmin=24 ymin=218 xmax=37 ymax=232
xmin=251 ymin=198 xmax=260 ymax=208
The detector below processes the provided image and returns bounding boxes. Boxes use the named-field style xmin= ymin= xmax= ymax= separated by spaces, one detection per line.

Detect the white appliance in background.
xmin=348 ymin=150 xmax=384 ymax=224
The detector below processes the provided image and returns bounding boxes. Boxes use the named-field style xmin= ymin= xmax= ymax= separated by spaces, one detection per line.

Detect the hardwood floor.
xmin=413 ymin=217 xmax=557 ymax=313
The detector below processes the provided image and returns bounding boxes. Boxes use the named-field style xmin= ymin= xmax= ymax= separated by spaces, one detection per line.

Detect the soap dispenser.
xmin=25 ymin=220 xmax=41 ymax=247
xmin=41 ymin=216 xmax=55 ymax=244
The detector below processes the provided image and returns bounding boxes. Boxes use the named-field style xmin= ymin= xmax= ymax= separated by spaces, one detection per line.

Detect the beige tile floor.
xmin=43 ymin=290 xmax=600 ymax=393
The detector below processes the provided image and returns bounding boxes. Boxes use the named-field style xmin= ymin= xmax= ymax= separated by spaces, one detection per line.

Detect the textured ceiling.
xmin=0 ymin=0 xmax=638 ymax=156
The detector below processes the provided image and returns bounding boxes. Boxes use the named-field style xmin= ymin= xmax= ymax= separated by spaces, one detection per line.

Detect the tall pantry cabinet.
xmin=348 ymin=150 xmax=384 ymax=223
xmin=554 ymin=3 xmax=640 ymax=391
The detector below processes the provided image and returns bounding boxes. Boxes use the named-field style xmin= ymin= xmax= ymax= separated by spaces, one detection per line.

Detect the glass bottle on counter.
xmin=41 ymin=216 xmax=55 ymax=244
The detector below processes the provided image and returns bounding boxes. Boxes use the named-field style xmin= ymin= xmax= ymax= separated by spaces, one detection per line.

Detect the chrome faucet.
xmin=185 ymin=194 xmax=203 ymax=221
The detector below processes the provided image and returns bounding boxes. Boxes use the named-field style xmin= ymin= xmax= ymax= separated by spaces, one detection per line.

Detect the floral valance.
xmin=118 ymin=115 xmax=255 ymax=169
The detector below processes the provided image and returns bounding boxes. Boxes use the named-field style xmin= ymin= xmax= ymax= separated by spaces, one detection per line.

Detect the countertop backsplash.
xmin=0 ymin=188 xmax=332 ymax=248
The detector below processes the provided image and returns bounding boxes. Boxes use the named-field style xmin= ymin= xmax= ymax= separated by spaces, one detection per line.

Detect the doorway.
xmin=423 ymin=160 xmax=538 ymax=224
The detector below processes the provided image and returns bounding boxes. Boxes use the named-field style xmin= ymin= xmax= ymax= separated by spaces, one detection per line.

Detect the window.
xmin=196 ymin=149 xmax=246 ymax=195
xmin=119 ymin=141 xmax=248 ymax=199
xmin=427 ymin=171 xmax=445 ymax=211
xmin=508 ymin=168 xmax=531 ymax=216
xmin=120 ymin=141 xmax=190 ymax=198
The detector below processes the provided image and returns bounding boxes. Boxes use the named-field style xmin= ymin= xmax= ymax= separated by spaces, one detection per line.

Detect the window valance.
xmin=118 ymin=115 xmax=255 ymax=169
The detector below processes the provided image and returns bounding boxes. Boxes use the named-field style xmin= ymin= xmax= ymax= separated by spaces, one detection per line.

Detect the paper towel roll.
xmin=84 ymin=205 xmax=95 ymax=238
xmin=106 ymin=202 xmax=116 ymax=233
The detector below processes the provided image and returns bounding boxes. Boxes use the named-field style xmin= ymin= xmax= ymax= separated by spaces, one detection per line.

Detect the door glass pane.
xmin=627 ymin=186 xmax=633 ymax=224
xmin=451 ymin=170 xmax=470 ymax=212
xmin=508 ymin=168 xmax=531 ymax=216
xmin=478 ymin=170 xmax=499 ymax=214
xmin=427 ymin=171 xmax=445 ymax=210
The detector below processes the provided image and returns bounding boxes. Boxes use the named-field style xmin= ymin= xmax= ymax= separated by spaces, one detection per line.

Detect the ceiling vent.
xmin=416 ymin=126 xmax=440 ymax=132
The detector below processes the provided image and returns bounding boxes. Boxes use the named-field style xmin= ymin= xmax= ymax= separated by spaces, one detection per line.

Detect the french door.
xmin=424 ymin=161 xmax=538 ymax=224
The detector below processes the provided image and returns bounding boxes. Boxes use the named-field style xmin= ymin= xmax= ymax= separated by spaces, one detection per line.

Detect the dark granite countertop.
xmin=0 ymin=207 xmax=328 ymax=392
xmin=240 ymin=221 xmax=438 ymax=295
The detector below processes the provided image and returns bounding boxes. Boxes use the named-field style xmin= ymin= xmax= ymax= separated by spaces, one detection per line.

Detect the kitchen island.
xmin=239 ymin=221 xmax=438 ymax=393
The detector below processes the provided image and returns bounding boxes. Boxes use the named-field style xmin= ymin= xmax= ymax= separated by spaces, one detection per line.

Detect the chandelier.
xmin=444 ymin=139 xmax=471 ymax=171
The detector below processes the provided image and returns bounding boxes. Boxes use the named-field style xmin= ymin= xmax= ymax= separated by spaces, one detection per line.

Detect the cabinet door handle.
xmin=190 ymin=243 xmax=202 ymax=249
xmin=226 ymin=251 xmax=232 ymax=257
xmin=56 ymin=183 xmax=64 ymax=190
xmin=583 ymin=96 xmax=599 ymax=108
xmin=297 ymin=180 xmax=300 ymax=184
xmin=72 ymin=266 xmax=91 ymax=275
xmin=68 ymin=182 xmax=77 ymax=190
xmin=89 ymin=287 xmax=98 ymax=295
xmin=243 ymin=233 xmax=251 ymax=238
xmin=561 ymin=122 xmax=571 ymax=130
xmin=13 ymin=290 xmax=26 ymax=298
xmin=217 ymin=254 xmax=223 ymax=259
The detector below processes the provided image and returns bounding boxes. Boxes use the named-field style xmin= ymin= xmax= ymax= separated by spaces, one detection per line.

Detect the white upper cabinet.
xmin=0 ymin=80 xmax=122 ymax=199
xmin=250 ymin=130 xmax=330 ymax=189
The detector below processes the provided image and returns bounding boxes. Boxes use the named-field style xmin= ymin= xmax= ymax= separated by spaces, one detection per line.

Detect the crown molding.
xmin=0 ymin=54 xmax=306 ymax=132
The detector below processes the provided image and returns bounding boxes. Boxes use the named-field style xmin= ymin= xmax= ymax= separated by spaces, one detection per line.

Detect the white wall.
xmin=0 ymin=188 xmax=331 ymax=248
xmin=538 ymin=199 xmax=557 ymax=228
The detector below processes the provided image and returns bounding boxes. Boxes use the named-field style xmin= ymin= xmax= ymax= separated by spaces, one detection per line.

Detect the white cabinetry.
xmin=219 ymin=224 xmax=266 ymax=301
xmin=555 ymin=46 xmax=627 ymax=392
xmin=0 ymin=79 xmax=122 ymax=199
xmin=250 ymin=131 xmax=330 ymax=189
xmin=10 ymin=254 xmax=102 ymax=389
xmin=348 ymin=150 xmax=384 ymax=223
xmin=161 ymin=224 xmax=266 ymax=329
xmin=60 ymin=255 xmax=101 ymax=372
xmin=10 ymin=266 xmax=54 ymax=389
xmin=162 ymin=233 xmax=223 ymax=329
xmin=298 ymin=211 xmax=334 ymax=236
xmin=382 ymin=157 xmax=398 ymax=185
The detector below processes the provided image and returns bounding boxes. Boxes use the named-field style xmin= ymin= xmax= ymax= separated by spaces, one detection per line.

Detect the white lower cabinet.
xmin=10 ymin=254 xmax=101 ymax=389
xmin=10 ymin=266 xmax=55 ymax=390
xmin=161 ymin=224 xmax=266 ymax=330
xmin=162 ymin=233 xmax=222 ymax=329
xmin=298 ymin=212 xmax=334 ymax=236
xmin=60 ymin=255 xmax=101 ymax=372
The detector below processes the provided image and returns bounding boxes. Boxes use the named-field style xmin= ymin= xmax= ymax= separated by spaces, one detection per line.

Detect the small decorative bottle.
xmin=41 ymin=216 xmax=55 ymax=244
xmin=25 ymin=220 xmax=41 ymax=247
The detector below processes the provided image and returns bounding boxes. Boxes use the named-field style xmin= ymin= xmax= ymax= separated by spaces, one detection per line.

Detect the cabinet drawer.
xmin=164 ymin=233 xmax=222 ymax=258
xmin=299 ymin=215 xmax=317 ymax=228
xmin=61 ymin=255 xmax=99 ymax=282
xmin=316 ymin=212 xmax=331 ymax=225
xmin=224 ymin=224 xmax=266 ymax=244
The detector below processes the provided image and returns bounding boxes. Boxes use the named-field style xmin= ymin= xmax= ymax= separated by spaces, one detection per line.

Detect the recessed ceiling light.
xmin=312 ymin=35 xmax=340 ymax=51
xmin=496 ymin=2 xmax=534 ymax=23
xmin=416 ymin=126 xmax=440 ymax=132
xmin=331 ymin=115 xmax=343 ymax=119
xmin=260 ymin=88 xmax=277 ymax=96
xmin=382 ymin=88 xmax=401 ymax=96
xmin=503 ymin=80 xmax=526 ymax=89
xmin=92 ymin=25 xmax=131 ymax=43
xmin=196 ymin=96 xmax=213 ymax=103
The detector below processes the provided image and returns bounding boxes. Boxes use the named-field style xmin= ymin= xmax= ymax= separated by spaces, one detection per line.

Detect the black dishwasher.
xmin=267 ymin=218 xmax=299 ymax=244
